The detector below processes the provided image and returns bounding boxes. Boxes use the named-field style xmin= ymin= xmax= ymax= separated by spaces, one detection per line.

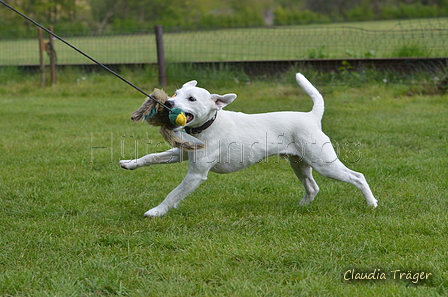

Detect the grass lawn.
xmin=0 ymin=68 xmax=447 ymax=296
xmin=1 ymin=18 xmax=448 ymax=66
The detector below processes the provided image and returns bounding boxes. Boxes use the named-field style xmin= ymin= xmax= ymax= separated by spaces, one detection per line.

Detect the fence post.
xmin=38 ymin=27 xmax=45 ymax=87
xmin=154 ymin=25 xmax=167 ymax=87
xmin=49 ymin=25 xmax=56 ymax=85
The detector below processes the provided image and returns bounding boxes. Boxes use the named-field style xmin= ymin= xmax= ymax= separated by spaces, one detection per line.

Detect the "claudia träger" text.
xmin=344 ymin=269 xmax=432 ymax=284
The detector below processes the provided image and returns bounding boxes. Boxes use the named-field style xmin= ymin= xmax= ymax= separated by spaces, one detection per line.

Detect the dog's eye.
xmin=188 ymin=96 xmax=196 ymax=102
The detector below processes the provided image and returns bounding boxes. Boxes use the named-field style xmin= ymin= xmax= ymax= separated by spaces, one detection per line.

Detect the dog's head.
xmin=166 ymin=80 xmax=237 ymax=127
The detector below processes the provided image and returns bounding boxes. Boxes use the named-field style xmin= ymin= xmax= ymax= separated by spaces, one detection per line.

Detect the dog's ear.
xmin=182 ymin=80 xmax=197 ymax=88
xmin=211 ymin=93 xmax=237 ymax=109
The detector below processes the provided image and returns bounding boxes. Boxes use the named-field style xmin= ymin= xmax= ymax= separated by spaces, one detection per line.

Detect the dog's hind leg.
xmin=299 ymin=131 xmax=378 ymax=207
xmin=288 ymin=156 xmax=320 ymax=205
xmin=312 ymin=159 xmax=378 ymax=207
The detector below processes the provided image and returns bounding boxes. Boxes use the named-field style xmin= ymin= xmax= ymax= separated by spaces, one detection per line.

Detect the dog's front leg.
xmin=144 ymin=166 xmax=209 ymax=217
xmin=120 ymin=148 xmax=188 ymax=170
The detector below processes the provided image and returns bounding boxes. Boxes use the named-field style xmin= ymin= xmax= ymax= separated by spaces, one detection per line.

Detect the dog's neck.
xmin=185 ymin=112 xmax=217 ymax=135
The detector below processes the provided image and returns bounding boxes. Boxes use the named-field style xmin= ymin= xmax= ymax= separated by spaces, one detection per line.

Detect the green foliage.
xmin=198 ymin=13 xmax=235 ymax=28
xmin=198 ymin=7 xmax=265 ymax=28
xmin=273 ymin=7 xmax=330 ymax=25
xmin=1 ymin=0 xmax=448 ymax=36
xmin=381 ymin=3 xmax=441 ymax=20
xmin=344 ymin=0 xmax=376 ymax=22
xmin=307 ymin=46 xmax=328 ymax=59
xmin=391 ymin=44 xmax=432 ymax=58
xmin=0 ymin=66 xmax=23 ymax=81
xmin=165 ymin=63 xmax=250 ymax=88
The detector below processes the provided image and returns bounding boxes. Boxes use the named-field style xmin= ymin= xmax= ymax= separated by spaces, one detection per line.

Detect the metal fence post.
xmin=154 ymin=25 xmax=167 ymax=87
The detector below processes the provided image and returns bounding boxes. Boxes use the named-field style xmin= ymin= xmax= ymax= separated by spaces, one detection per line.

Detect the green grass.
xmin=1 ymin=18 xmax=448 ymax=66
xmin=0 ymin=68 xmax=447 ymax=296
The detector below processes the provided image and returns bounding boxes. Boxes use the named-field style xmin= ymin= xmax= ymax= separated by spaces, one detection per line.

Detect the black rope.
xmin=0 ymin=0 xmax=172 ymax=111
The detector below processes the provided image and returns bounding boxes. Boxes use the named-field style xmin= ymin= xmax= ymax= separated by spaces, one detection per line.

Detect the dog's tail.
xmin=295 ymin=73 xmax=324 ymax=121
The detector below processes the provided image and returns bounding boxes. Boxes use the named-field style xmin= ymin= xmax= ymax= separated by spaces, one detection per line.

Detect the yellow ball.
xmin=175 ymin=113 xmax=187 ymax=126
xmin=169 ymin=108 xmax=187 ymax=126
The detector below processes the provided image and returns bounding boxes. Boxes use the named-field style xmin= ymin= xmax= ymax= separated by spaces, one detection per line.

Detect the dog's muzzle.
xmin=165 ymin=100 xmax=174 ymax=109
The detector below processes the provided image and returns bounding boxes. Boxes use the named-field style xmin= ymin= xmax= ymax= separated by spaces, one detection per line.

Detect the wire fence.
xmin=1 ymin=18 xmax=447 ymax=67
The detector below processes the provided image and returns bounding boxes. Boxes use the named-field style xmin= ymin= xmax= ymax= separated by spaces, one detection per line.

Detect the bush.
xmin=307 ymin=46 xmax=328 ymax=59
xmin=344 ymin=1 xmax=376 ymax=22
xmin=199 ymin=14 xmax=234 ymax=28
xmin=381 ymin=3 xmax=440 ymax=20
xmin=195 ymin=8 xmax=265 ymax=28
xmin=274 ymin=7 xmax=329 ymax=26
xmin=391 ymin=44 xmax=432 ymax=58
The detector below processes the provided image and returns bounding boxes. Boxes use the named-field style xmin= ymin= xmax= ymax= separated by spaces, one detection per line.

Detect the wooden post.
xmin=38 ymin=28 xmax=45 ymax=87
xmin=154 ymin=25 xmax=166 ymax=87
xmin=49 ymin=25 xmax=56 ymax=85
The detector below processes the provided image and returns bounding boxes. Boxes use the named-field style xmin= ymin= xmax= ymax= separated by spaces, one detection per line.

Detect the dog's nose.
xmin=165 ymin=100 xmax=174 ymax=109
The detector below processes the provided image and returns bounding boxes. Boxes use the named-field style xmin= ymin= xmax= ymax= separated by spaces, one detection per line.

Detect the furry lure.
xmin=131 ymin=89 xmax=204 ymax=151
xmin=144 ymin=107 xmax=186 ymax=126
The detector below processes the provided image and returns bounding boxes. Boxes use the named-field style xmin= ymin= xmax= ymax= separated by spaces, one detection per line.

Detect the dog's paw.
xmin=119 ymin=160 xmax=138 ymax=170
xmin=144 ymin=207 xmax=167 ymax=218
xmin=368 ymin=199 xmax=378 ymax=208
xmin=299 ymin=198 xmax=313 ymax=206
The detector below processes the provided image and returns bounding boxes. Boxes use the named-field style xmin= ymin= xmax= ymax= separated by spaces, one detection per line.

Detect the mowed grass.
xmin=1 ymin=17 xmax=448 ymax=66
xmin=0 ymin=68 xmax=447 ymax=296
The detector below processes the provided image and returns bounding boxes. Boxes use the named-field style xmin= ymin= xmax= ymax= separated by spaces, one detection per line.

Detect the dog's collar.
xmin=185 ymin=112 xmax=217 ymax=134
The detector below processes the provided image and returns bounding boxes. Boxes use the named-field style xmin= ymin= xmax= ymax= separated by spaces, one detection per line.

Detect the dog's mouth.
xmin=185 ymin=112 xmax=194 ymax=123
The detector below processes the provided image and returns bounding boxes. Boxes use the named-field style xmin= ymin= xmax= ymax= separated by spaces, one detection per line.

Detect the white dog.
xmin=120 ymin=73 xmax=377 ymax=217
